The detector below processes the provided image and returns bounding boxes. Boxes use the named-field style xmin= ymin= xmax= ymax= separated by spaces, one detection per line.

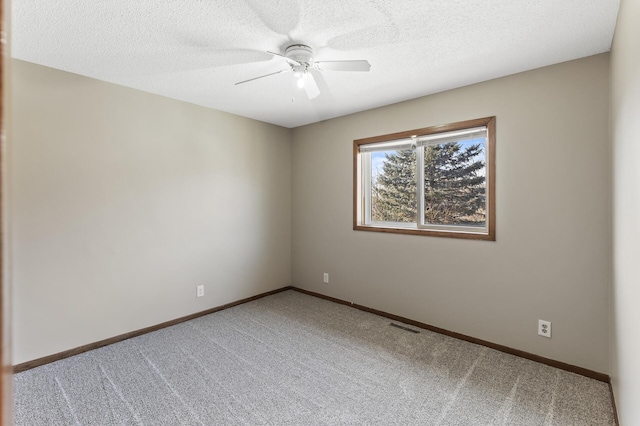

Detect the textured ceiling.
xmin=13 ymin=0 xmax=620 ymax=128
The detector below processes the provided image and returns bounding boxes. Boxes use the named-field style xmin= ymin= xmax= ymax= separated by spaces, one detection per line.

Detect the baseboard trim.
xmin=12 ymin=285 xmax=612 ymax=384
xmin=291 ymin=287 xmax=610 ymax=384
xmin=13 ymin=286 xmax=293 ymax=373
xmin=12 ymin=285 xmax=619 ymax=421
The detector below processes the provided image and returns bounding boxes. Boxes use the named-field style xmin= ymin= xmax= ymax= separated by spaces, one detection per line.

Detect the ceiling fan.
xmin=234 ymin=44 xmax=371 ymax=99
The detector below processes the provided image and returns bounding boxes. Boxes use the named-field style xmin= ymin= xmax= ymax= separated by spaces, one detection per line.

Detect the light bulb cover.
xmin=296 ymin=74 xmax=305 ymax=89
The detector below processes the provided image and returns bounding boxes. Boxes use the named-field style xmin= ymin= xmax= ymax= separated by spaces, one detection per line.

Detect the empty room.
xmin=3 ymin=0 xmax=639 ymax=424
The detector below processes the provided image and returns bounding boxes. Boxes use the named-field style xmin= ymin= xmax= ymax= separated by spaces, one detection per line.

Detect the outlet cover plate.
xmin=538 ymin=319 xmax=551 ymax=338
xmin=197 ymin=285 xmax=204 ymax=298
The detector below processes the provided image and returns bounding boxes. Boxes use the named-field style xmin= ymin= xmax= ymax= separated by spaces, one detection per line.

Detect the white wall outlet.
xmin=196 ymin=285 xmax=204 ymax=298
xmin=323 ymin=273 xmax=329 ymax=284
xmin=538 ymin=319 xmax=551 ymax=338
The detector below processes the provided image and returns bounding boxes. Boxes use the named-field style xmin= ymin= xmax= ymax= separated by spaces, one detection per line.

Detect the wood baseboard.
xmin=291 ymin=287 xmax=610 ymax=383
xmin=17 ymin=284 xmax=609 ymax=383
xmin=13 ymin=286 xmax=293 ymax=373
xmin=11 ymin=284 xmax=619 ymax=423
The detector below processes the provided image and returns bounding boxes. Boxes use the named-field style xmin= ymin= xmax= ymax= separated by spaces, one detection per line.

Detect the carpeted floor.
xmin=14 ymin=290 xmax=616 ymax=425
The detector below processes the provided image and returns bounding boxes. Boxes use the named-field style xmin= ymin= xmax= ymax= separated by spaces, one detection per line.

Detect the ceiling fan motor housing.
xmin=286 ymin=44 xmax=314 ymax=72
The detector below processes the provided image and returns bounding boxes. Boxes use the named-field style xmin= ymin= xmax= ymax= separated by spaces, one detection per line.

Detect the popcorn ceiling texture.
xmin=13 ymin=0 xmax=619 ymax=128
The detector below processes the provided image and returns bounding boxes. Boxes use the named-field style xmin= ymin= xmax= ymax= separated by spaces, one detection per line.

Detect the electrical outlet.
xmin=538 ymin=319 xmax=551 ymax=338
xmin=196 ymin=285 xmax=204 ymax=298
xmin=323 ymin=273 xmax=329 ymax=284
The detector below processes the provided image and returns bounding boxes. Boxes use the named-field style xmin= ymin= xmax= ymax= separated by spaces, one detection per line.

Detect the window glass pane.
xmin=423 ymin=138 xmax=486 ymax=227
xmin=371 ymin=148 xmax=416 ymax=223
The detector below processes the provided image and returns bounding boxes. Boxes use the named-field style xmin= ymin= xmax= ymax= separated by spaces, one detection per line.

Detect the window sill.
xmin=354 ymin=224 xmax=495 ymax=241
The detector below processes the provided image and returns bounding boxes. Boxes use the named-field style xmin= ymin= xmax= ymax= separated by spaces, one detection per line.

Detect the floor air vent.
xmin=389 ymin=323 xmax=420 ymax=333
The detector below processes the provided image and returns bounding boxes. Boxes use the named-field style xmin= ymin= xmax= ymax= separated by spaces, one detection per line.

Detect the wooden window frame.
xmin=353 ymin=116 xmax=496 ymax=241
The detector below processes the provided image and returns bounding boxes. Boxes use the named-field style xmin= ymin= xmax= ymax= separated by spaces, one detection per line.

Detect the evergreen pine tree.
xmin=423 ymin=142 xmax=485 ymax=225
xmin=373 ymin=149 xmax=417 ymax=222
xmin=372 ymin=143 xmax=485 ymax=225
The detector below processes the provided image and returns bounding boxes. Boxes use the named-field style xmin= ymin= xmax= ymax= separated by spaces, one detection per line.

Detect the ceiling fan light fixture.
xmin=296 ymin=73 xmax=305 ymax=89
xmin=235 ymin=43 xmax=370 ymax=101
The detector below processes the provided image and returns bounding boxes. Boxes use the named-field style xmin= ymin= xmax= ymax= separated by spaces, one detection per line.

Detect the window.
xmin=354 ymin=117 xmax=495 ymax=240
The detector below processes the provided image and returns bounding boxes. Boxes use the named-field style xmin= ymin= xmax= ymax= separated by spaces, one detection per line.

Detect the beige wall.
xmin=292 ymin=54 xmax=611 ymax=373
xmin=10 ymin=60 xmax=291 ymax=364
xmin=610 ymin=0 xmax=640 ymax=423
xmin=11 ymin=52 xmax=614 ymax=377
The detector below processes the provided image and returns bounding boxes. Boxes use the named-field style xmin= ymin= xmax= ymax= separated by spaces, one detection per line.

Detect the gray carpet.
xmin=14 ymin=290 xmax=616 ymax=425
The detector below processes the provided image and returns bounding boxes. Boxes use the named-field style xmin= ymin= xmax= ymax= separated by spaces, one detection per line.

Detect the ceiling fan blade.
xmin=315 ymin=60 xmax=371 ymax=72
xmin=235 ymin=69 xmax=290 ymax=85
xmin=267 ymin=51 xmax=301 ymax=66
xmin=304 ymin=73 xmax=320 ymax=99
xmin=267 ymin=50 xmax=286 ymax=59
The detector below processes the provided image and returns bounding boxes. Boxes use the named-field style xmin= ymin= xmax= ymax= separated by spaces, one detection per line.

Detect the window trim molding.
xmin=353 ymin=116 xmax=496 ymax=241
